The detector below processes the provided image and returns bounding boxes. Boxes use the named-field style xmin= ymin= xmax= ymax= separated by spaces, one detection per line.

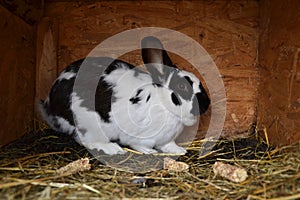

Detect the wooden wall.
xmin=0 ymin=0 xmax=43 ymax=25
xmin=258 ymin=0 xmax=300 ymax=146
xmin=0 ymin=3 xmax=37 ymax=146
xmin=38 ymin=0 xmax=259 ymax=138
xmin=3 ymin=0 xmax=299 ymax=146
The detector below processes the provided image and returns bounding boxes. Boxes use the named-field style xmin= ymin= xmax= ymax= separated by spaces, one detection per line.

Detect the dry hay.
xmin=0 ymin=127 xmax=300 ymax=200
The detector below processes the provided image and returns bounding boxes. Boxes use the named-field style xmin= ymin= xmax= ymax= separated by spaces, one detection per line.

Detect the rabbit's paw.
xmin=130 ymin=145 xmax=158 ymax=154
xmin=158 ymin=142 xmax=187 ymax=154
xmin=90 ymin=142 xmax=126 ymax=155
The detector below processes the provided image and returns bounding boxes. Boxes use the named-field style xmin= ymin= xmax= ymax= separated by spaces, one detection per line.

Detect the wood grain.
xmin=0 ymin=0 xmax=43 ymax=25
xmin=258 ymin=0 xmax=300 ymax=146
xmin=39 ymin=0 xmax=259 ymax=138
xmin=35 ymin=17 xmax=59 ymax=114
xmin=0 ymin=5 xmax=35 ymax=146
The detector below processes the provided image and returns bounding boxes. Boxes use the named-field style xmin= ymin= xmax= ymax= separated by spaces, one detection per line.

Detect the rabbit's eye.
xmin=178 ymin=83 xmax=188 ymax=91
xmin=169 ymin=74 xmax=194 ymax=101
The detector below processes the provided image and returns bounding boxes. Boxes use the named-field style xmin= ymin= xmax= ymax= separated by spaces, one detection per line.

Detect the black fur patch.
xmin=104 ymin=61 xmax=125 ymax=75
xmin=191 ymin=88 xmax=210 ymax=115
xmin=136 ymin=89 xmax=143 ymax=96
xmin=171 ymin=92 xmax=182 ymax=106
xmin=146 ymin=95 xmax=151 ymax=102
xmin=169 ymin=72 xmax=194 ymax=101
xmin=63 ymin=59 xmax=84 ymax=73
xmin=48 ymin=78 xmax=75 ymax=126
xmin=153 ymin=83 xmax=162 ymax=87
xmin=129 ymin=89 xmax=144 ymax=104
xmin=95 ymin=77 xmax=116 ymax=123
xmin=129 ymin=97 xmax=141 ymax=104
xmin=184 ymin=76 xmax=194 ymax=87
xmin=104 ymin=59 xmax=146 ymax=76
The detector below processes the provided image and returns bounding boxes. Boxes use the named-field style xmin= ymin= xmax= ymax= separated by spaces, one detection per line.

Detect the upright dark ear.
xmin=141 ymin=36 xmax=177 ymax=85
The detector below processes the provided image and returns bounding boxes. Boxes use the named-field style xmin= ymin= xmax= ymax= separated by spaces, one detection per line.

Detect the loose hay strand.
xmin=263 ymin=127 xmax=270 ymax=147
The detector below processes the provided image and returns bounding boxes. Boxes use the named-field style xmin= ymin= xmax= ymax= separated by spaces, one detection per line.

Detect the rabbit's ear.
xmin=141 ymin=36 xmax=177 ymax=85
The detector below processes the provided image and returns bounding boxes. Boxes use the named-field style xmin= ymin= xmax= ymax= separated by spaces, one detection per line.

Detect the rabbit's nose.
xmin=190 ymin=92 xmax=210 ymax=115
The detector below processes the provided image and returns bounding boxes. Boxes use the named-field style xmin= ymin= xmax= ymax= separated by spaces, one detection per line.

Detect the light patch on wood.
xmin=231 ymin=113 xmax=239 ymax=123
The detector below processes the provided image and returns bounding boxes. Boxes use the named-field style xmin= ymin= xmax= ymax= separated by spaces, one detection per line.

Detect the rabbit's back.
xmin=39 ymin=58 xmax=144 ymax=133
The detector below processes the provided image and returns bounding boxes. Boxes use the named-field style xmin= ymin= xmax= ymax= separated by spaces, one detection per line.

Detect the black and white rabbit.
xmin=39 ymin=36 xmax=210 ymax=155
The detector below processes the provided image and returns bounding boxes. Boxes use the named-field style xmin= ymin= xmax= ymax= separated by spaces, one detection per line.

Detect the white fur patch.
xmin=70 ymin=92 xmax=125 ymax=154
xmin=57 ymin=72 xmax=76 ymax=81
xmin=55 ymin=116 xmax=76 ymax=133
xmin=42 ymin=115 xmax=75 ymax=134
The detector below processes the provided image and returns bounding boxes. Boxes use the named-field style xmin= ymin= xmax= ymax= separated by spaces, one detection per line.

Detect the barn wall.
xmin=39 ymin=0 xmax=259 ymax=138
xmin=0 ymin=0 xmax=43 ymax=25
xmin=0 ymin=4 xmax=36 ymax=146
xmin=258 ymin=0 xmax=300 ymax=145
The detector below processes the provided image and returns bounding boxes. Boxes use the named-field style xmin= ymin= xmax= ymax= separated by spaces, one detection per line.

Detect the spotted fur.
xmin=39 ymin=36 xmax=210 ymax=155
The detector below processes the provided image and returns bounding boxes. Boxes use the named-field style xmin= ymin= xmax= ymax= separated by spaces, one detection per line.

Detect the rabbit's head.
xmin=141 ymin=36 xmax=210 ymax=126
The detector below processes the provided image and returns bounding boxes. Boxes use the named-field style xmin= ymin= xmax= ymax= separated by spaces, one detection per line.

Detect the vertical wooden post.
xmin=35 ymin=17 xmax=59 ymax=119
xmin=258 ymin=0 xmax=300 ymax=146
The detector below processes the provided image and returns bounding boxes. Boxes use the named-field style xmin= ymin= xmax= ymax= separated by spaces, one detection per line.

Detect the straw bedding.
xmin=0 ymin=127 xmax=299 ymax=199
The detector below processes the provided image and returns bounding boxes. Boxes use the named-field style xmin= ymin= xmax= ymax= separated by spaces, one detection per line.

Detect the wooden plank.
xmin=258 ymin=0 xmax=300 ymax=146
xmin=35 ymin=17 xmax=59 ymax=117
xmin=0 ymin=0 xmax=43 ymax=25
xmin=0 ymin=5 xmax=35 ymax=146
